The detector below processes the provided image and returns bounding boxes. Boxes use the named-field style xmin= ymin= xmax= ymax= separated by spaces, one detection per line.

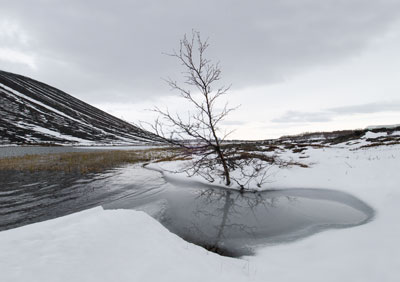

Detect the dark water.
xmin=165 ymin=188 xmax=373 ymax=257
xmin=0 ymin=146 xmax=154 ymax=159
xmin=0 ymin=166 xmax=164 ymax=231
xmin=0 ymin=165 xmax=374 ymax=257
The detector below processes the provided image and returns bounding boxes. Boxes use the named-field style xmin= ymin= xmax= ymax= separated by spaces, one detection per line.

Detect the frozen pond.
xmin=0 ymin=165 xmax=374 ymax=257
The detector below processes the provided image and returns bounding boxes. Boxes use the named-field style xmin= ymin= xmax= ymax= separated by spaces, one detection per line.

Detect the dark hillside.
xmin=0 ymin=70 xmax=159 ymax=145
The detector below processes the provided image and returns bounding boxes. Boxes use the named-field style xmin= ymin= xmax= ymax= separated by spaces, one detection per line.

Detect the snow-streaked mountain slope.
xmin=0 ymin=70 xmax=159 ymax=145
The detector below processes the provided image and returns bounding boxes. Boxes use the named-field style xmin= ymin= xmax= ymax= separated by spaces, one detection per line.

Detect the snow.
xmin=0 ymin=82 xmax=87 ymax=126
xmin=249 ymin=144 xmax=400 ymax=282
xmin=1 ymin=143 xmax=399 ymax=282
xmin=391 ymin=131 xmax=400 ymax=136
xmin=19 ymin=123 xmax=96 ymax=145
xmin=0 ymin=207 xmax=248 ymax=282
xmin=362 ymin=131 xmax=387 ymax=139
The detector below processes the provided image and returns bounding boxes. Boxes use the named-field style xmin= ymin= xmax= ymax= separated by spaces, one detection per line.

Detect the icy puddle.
xmin=0 ymin=164 xmax=374 ymax=257
xmin=105 ymin=168 xmax=375 ymax=258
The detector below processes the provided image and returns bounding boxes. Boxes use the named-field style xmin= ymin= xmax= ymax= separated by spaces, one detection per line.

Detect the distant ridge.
xmin=366 ymin=124 xmax=400 ymax=130
xmin=274 ymin=124 xmax=400 ymax=145
xmin=0 ymin=70 xmax=159 ymax=145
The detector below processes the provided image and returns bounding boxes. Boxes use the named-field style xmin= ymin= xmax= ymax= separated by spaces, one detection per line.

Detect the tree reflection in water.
xmin=161 ymin=188 xmax=297 ymax=257
xmin=159 ymin=186 xmax=373 ymax=257
xmin=199 ymin=189 xmax=290 ymax=256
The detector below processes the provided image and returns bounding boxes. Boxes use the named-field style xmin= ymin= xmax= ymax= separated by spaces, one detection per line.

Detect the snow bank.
xmin=249 ymin=144 xmax=400 ymax=282
xmin=0 ymin=207 xmax=250 ymax=282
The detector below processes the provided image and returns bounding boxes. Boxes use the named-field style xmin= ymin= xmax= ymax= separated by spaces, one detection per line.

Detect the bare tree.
xmin=146 ymin=30 xmax=271 ymax=189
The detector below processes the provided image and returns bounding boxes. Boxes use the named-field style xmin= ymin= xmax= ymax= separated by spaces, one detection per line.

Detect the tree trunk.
xmin=215 ymin=145 xmax=231 ymax=186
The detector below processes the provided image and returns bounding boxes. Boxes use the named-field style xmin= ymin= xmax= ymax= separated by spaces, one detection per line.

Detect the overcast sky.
xmin=1 ymin=0 xmax=400 ymax=139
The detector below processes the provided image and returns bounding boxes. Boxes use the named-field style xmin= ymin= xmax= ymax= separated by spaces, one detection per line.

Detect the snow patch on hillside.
xmin=1 ymin=82 xmax=85 ymax=125
xmin=362 ymin=131 xmax=387 ymax=139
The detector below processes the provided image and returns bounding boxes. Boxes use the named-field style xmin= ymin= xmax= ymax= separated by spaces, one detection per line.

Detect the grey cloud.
xmin=272 ymin=111 xmax=333 ymax=123
xmin=329 ymin=101 xmax=400 ymax=114
xmin=272 ymin=101 xmax=400 ymax=123
xmin=1 ymin=0 xmax=400 ymax=103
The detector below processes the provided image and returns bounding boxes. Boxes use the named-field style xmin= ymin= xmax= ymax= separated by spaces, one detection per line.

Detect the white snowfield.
xmin=1 ymin=143 xmax=399 ymax=282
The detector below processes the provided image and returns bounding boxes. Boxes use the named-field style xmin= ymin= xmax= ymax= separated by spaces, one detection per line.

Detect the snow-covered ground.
xmin=0 ymin=143 xmax=399 ymax=282
xmin=248 ymin=144 xmax=400 ymax=282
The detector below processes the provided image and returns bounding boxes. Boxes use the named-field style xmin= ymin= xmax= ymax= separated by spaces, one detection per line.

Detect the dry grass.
xmin=153 ymin=155 xmax=192 ymax=163
xmin=0 ymin=143 xmax=314 ymax=174
xmin=222 ymin=143 xmax=281 ymax=152
xmin=359 ymin=141 xmax=400 ymax=149
xmin=0 ymin=148 xmax=180 ymax=173
xmin=292 ymin=147 xmax=307 ymax=153
xmin=226 ymin=152 xmax=309 ymax=168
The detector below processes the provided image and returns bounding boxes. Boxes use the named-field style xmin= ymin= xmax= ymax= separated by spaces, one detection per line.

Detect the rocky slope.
xmin=0 ymin=70 xmax=159 ymax=145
